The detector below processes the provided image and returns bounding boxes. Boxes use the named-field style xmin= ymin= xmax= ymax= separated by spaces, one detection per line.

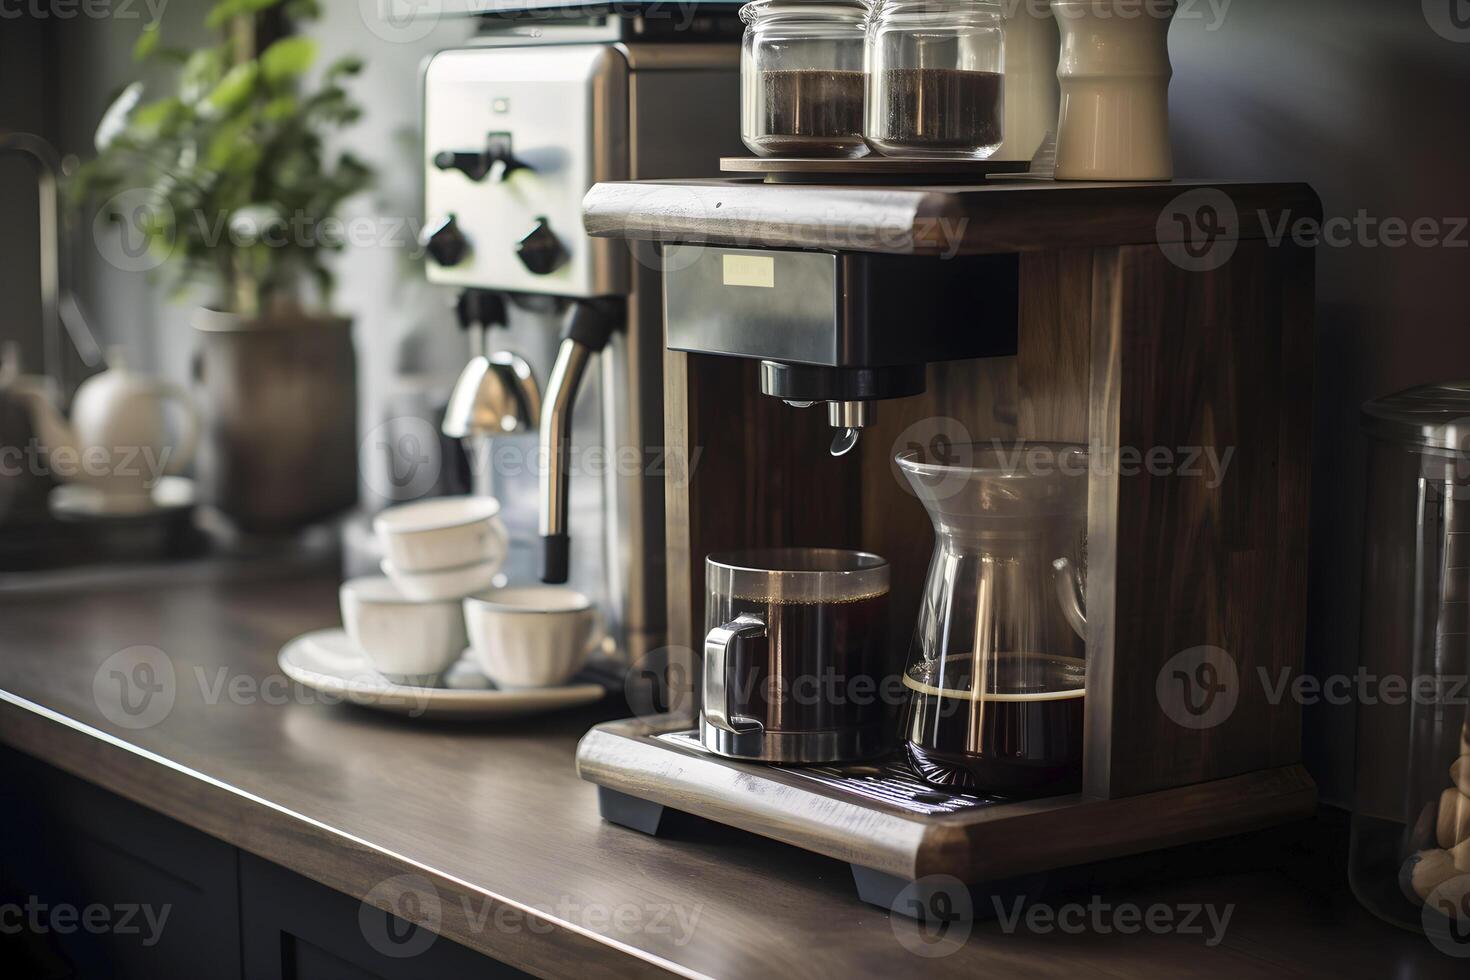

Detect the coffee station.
xmin=2 ymin=0 xmax=1468 ymax=977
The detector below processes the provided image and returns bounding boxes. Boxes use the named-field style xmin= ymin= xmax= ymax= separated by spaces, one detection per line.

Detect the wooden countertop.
xmin=0 ymin=560 xmax=1457 ymax=979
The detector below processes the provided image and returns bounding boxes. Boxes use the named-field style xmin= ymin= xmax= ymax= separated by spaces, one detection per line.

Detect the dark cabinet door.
xmin=0 ymin=749 xmax=243 ymax=980
xmin=239 ymin=854 xmax=527 ymax=980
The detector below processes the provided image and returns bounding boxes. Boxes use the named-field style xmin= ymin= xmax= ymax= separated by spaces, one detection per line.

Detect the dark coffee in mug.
xmin=702 ymin=549 xmax=892 ymax=763
xmin=721 ymin=590 xmax=888 ymax=734
xmin=902 ymin=653 xmax=1085 ymax=799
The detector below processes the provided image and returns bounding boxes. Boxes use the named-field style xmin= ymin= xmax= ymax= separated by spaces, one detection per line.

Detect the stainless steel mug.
xmin=701 ymin=548 xmax=890 ymax=763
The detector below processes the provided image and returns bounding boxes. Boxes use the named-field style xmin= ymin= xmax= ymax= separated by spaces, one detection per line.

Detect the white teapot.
xmin=14 ymin=348 xmax=199 ymax=511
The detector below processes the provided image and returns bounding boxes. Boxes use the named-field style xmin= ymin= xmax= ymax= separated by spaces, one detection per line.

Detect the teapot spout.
xmin=1052 ymin=557 xmax=1087 ymax=640
xmin=10 ymin=375 xmax=78 ymax=462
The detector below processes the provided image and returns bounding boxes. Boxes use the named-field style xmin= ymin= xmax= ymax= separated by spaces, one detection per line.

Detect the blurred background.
xmin=1 ymin=0 xmax=1467 ymax=808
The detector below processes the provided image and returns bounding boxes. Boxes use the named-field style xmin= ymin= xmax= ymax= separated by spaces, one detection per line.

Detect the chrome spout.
xmin=538 ymin=299 xmax=620 ymax=583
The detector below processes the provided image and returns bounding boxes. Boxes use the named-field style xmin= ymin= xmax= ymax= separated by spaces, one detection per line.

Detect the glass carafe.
xmin=897 ymin=442 xmax=1088 ymax=798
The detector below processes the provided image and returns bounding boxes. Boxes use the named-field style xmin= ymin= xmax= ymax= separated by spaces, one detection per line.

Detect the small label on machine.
xmin=721 ymin=253 xmax=775 ymax=289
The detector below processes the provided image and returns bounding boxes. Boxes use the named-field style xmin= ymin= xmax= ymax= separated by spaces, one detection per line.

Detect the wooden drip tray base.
xmin=576 ymin=717 xmax=1317 ymax=915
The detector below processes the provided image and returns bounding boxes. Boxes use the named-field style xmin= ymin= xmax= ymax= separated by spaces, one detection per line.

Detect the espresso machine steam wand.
xmin=538 ymin=298 xmax=623 ymax=584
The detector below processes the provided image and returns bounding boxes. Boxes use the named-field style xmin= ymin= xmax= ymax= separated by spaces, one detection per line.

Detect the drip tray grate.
xmin=657 ymin=730 xmax=995 ymax=816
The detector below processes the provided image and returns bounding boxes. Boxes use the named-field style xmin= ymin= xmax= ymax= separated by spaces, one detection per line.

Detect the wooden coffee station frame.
xmin=575 ymin=176 xmax=1322 ymax=910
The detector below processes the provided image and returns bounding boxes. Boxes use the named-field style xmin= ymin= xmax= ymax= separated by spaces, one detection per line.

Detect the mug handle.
xmin=704 ymin=614 xmax=766 ymax=735
xmin=149 ymin=380 xmax=201 ymax=476
xmin=583 ymin=607 xmax=609 ymax=659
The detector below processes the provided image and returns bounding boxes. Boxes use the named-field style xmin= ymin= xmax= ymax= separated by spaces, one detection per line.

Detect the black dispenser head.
xmin=663 ymin=246 xmax=1017 ymax=454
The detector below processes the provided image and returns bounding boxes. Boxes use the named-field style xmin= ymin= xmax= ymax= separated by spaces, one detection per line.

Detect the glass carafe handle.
xmin=703 ymin=615 xmax=767 ymax=735
xmin=1052 ymin=557 xmax=1087 ymax=640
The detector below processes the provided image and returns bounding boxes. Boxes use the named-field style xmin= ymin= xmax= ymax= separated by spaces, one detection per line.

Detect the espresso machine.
xmin=421 ymin=8 xmax=744 ymax=679
xmin=577 ymin=173 xmax=1323 ymax=912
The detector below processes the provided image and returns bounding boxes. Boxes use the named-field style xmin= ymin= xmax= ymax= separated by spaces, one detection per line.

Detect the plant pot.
xmin=192 ymin=307 xmax=358 ymax=534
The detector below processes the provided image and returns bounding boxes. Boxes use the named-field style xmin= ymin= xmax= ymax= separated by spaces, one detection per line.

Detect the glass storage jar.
xmin=865 ymin=0 xmax=1006 ymax=159
xmin=740 ymin=0 xmax=870 ymax=158
xmin=1350 ymin=382 xmax=1470 ymax=944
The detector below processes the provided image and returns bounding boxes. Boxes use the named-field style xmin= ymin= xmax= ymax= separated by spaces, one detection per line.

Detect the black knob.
xmin=422 ymin=214 xmax=468 ymax=267
xmin=433 ymin=132 xmax=528 ymax=183
xmin=516 ymin=219 xmax=565 ymax=276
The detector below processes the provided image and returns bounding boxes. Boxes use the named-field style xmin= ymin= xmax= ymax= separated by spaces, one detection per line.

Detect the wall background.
xmin=3 ymin=0 xmax=1469 ymax=805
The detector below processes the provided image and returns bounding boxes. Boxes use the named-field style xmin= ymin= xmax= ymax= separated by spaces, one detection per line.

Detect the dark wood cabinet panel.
xmin=240 ymin=853 xmax=527 ymax=980
xmin=0 ymin=748 xmax=521 ymax=980
xmin=0 ymin=748 xmax=242 ymax=979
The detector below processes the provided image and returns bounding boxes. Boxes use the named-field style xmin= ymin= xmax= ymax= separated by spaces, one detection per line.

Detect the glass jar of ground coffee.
xmin=865 ymin=0 xmax=1006 ymax=158
xmin=740 ymin=0 xmax=870 ymax=158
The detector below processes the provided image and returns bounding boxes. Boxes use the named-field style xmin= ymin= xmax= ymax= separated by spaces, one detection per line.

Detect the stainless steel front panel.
xmin=423 ymin=46 xmax=629 ymax=297
xmin=663 ymin=247 xmax=839 ymax=364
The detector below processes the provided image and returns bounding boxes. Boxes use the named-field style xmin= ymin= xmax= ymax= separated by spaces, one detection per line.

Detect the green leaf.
xmin=130 ymin=97 xmax=184 ymax=139
xmin=133 ymin=24 xmax=160 ymax=62
xmin=95 ymin=82 xmax=144 ymax=151
xmin=324 ymin=56 xmax=363 ymax=80
xmin=259 ymin=36 xmax=317 ymax=84
xmin=180 ymin=48 xmax=225 ymax=104
xmin=205 ymin=62 xmax=258 ymax=113
xmin=262 ymin=94 xmax=297 ymax=122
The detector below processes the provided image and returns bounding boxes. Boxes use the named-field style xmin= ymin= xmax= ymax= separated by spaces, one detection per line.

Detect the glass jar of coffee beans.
xmin=865 ymin=0 xmax=1006 ymax=159
xmin=739 ymin=0 xmax=870 ymax=158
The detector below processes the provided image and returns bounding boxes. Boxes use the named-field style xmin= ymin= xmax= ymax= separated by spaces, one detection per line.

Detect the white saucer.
xmin=50 ymin=476 xmax=196 ymax=519
xmin=278 ymin=628 xmax=605 ymax=721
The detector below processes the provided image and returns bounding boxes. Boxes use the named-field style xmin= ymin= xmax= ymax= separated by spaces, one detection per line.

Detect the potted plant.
xmin=73 ymin=0 xmax=371 ymax=533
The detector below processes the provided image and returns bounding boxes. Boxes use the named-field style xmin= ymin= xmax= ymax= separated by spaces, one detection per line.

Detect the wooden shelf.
xmin=583 ymin=178 xmax=1322 ymax=256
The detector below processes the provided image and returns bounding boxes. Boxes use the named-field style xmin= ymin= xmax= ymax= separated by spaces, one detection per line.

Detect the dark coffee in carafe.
xmin=902 ymin=653 xmax=1085 ymax=798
